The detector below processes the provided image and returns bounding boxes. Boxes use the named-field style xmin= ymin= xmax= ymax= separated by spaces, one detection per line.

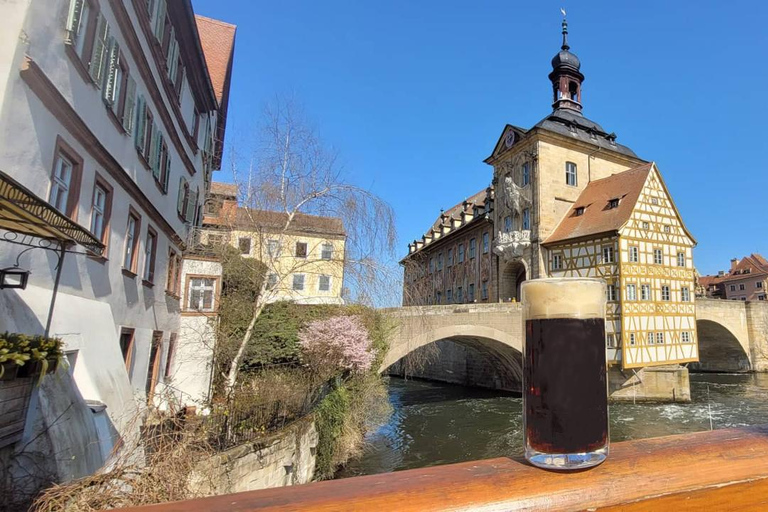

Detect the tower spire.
xmin=561 ymin=8 xmax=569 ymax=50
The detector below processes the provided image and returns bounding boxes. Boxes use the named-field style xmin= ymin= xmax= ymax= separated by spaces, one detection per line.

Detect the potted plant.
xmin=0 ymin=332 xmax=63 ymax=381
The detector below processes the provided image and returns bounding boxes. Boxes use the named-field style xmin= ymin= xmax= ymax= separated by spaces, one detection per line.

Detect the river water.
xmin=337 ymin=372 xmax=768 ymax=478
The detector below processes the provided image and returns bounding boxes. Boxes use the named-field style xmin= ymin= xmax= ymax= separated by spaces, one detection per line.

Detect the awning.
xmin=0 ymin=170 xmax=104 ymax=255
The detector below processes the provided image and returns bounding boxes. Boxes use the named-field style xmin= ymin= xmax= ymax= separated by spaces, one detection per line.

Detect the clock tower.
xmin=548 ymin=16 xmax=584 ymax=112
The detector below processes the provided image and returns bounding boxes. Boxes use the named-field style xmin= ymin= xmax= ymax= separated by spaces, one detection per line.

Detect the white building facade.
xmin=0 ymin=0 xmax=235 ymax=475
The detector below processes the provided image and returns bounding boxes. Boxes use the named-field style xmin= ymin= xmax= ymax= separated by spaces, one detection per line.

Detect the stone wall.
xmin=608 ymin=365 xmax=691 ymax=403
xmin=193 ymin=416 xmax=318 ymax=495
xmin=387 ymin=339 xmax=521 ymax=392
xmin=746 ymin=302 xmax=768 ymax=372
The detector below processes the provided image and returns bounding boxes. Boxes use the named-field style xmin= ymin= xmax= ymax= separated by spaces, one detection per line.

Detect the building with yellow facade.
xmin=202 ymin=182 xmax=346 ymax=304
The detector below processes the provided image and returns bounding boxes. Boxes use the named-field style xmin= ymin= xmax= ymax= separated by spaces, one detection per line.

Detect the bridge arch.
xmin=380 ymin=324 xmax=523 ymax=390
xmin=692 ymin=319 xmax=751 ymax=372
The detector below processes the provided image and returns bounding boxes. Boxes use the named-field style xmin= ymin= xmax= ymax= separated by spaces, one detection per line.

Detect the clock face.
xmin=505 ymin=131 xmax=516 ymax=148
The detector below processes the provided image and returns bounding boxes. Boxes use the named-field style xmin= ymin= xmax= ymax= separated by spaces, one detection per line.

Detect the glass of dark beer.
xmin=521 ymin=278 xmax=608 ymax=470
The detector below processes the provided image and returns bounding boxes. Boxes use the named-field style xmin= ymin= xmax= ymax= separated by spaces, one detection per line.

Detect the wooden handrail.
xmin=121 ymin=425 xmax=768 ymax=511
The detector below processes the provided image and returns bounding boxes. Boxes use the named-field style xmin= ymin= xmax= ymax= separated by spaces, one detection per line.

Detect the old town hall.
xmin=401 ymin=17 xmax=699 ymax=371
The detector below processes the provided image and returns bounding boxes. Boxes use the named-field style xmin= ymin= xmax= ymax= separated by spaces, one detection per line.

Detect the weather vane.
xmin=561 ymin=7 xmax=567 ymax=18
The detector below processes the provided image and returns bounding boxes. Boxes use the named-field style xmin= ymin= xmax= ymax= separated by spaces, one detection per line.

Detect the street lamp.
xmin=0 ymin=267 xmax=30 ymax=289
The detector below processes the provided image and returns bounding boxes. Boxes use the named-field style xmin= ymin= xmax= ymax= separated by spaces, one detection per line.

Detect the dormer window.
xmin=608 ymin=198 xmax=620 ymax=209
xmin=574 ymin=206 xmax=585 ymax=216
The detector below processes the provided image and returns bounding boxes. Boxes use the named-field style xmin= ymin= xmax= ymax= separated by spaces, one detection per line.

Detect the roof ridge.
xmin=584 ymin=162 xmax=653 ymax=186
xmin=195 ymin=14 xmax=237 ymax=29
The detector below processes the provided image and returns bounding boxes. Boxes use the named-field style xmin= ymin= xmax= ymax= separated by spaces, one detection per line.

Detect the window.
xmin=654 ymin=248 xmax=663 ymax=265
xmin=429 ymin=258 xmax=434 ymax=273
xmin=482 ymin=280 xmax=489 ymax=300
xmin=295 ymin=242 xmax=308 ymax=258
xmin=730 ymin=285 xmax=736 ymax=291
xmin=626 ymin=284 xmax=637 ymax=301
xmin=146 ymin=331 xmax=162 ymax=402
xmin=164 ymin=333 xmax=177 ymax=379
xmin=607 ymin=334 xmax=615 ymax=348
xmin=143 ymin=228 xmax=157 ymax=283
xmin=607 ymin=284 xmax=617 ymax=302
xmin=446 ymin=289 xmax=453 ymax=303
xmin=682 ymin=332 xmax=691 ymax=343
xmin=266 ymin=273 xmax=278 ymax=290
xmin=677 ymin=252 xmax=685 ymax=267
xmin=656 ymin=332 xmax=665 ymax=345
xmin=208 ymin=234 xmax=223 ymax=246
xmin=267 ymin=239 xmax=281 ymax=258
xmin=552 ymin=254 xmax=563 ymax=270
xmin=90 ymin=177 xmax=112 ymax=245
xmin=565 ymin=162 xmax=578 ymax=186
xmin=321 ymin=243 xmax=333 ymax=260
xmin=89 ymin=14 xmax=110 ymax=85
xmin=643 ymin=221 xmax=650 ymax=230
xmin=739 ymin=283 xmax=746 ymax=291
xmin=188 ymin=277 xmax=216 ymax=311
xmin=468 ymin=283 xmax=475 ymax=302
xmin=65 ymin=0 xmax=94 ymax=60
xmin=238 ymin=237 xmax=251 ymax=255
xmin=602 ymin=246 xmax=615 ymax=264
xmin=664 ymin=225 xmax=671 ymax=233
xmin=205 ymin=199 xmax=222 ymax=216
xmin=628 ymin=333 xmax=636 ymax=346
xmin=469 ymin=238 xmax=477 ymax=259
xmin=608 ymin=198 xmax=620 ymax=209
xmin=482 ymin=232 xmax=489 ymax=254
xmin=741 ymin=297 xmax=747 ymax=301
xmin=522 ymin=162 xmax=530 ymax=186
xmin=629 ymin=246 xmax=639 ymax=263
xmin=651 ymin=197 xmax=659 ymax=205
xmin=681 ymin=287 xmax=690 ymax=302
xmin=757 ymin=281 xmax=764 ymax=289
xmin=648 ymin=332 xmax=655 ymax=345
xmin=447 ymin=248 xmax=453 ymax=266
xmin=319 ymin=275 xmax=331 ymax=292
xmin=166 ymin=249 xmax=182 ymax=296
xmin=457 ymin=287 xmax=463 ymax=303
xmin=504 ymin=216 xmax=512 ymax=232
xmin=152 ymin=137 xmax=170 ymax=194
xmin=123 ymin=211 xmax=140 ymax=272
xmin=641 ymin=284 xmax=651 ymax=301
xmin=119 ymin=327 xmax=134 ymax=370
xmin=50 ymin=144 xmax=82 ymax=218
xmin=661 ymin=285 xmax=671 ymax=301
xmin=759 ymin=295 xmax=766 ymax=301
xmin=292 ymin=274 xmax=305 ymax=291
xmin=458 ymin=244 xmax=465 ymax=263
xmin=574 ymin=206 xmax=585 ymax=216
xmin=522 ymin=208 xmax=530 ymax=230
xmin=437 ymin=253 xmax=443 ymax=270
xmin=103 ymin=38 xmax=127 ymax=117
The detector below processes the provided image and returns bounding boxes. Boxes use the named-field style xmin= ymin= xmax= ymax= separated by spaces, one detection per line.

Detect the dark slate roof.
xmin=534 ymin=108 xmax=638 ymax=158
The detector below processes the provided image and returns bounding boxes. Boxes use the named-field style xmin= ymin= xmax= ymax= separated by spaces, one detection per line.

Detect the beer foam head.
xmin=522 ymin=278 xmax=606 ymax=320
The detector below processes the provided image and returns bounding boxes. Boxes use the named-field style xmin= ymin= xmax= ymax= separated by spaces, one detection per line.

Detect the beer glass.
xmin=521 ymin=278 xmax=608 ymax=470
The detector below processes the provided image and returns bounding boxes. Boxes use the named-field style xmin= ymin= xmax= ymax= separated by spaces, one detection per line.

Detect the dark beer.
xmin=521 ymin=278 xmax=608 ymax=470
xmin=524 ymin=317 xmax=607 ymax=454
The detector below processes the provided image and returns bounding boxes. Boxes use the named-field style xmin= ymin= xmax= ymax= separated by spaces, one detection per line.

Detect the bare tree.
xmin=207 ymin=98 xmax=399 ymax=396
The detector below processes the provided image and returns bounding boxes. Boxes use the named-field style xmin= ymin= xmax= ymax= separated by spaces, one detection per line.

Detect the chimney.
xmin=730 ymin=258 xmax=740 ymax=271
xmin=717 ymin=270 xmax=725 ymax=277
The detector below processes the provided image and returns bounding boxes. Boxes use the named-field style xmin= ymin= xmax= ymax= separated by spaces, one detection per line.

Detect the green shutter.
xmin=123 ymin=77 xmax=136 ymax=133
xmin=166 ymin=28 xmax=177 ymax=73
xmin=163 ymin=153 xmax=171 ymax=193
xmin=89 ymin=15 xmax=109 ymax=84
xmin=149 ymin=129 xmax=160 ymax=177
xmin=134 ymin=96 xmax=145 ymax=149
xmin=65 ymin=0 xmax=84 ymax=44
xmin=153 ymin=0 xmax=166 ymax=40
xmin=186 ymin=187 xmax=198 ymax=223
xmin=177 ymin=176 xmax=186 ymax=215
xmin=103 ymin=37 xmax=120 ymax=104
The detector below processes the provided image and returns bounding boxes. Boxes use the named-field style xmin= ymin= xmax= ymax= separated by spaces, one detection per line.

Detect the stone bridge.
xmin=381 ymin=299 xmax=768 ymax=377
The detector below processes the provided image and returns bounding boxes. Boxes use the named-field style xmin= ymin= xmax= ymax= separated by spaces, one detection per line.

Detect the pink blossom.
xmin=299 ymin=316 xmax=375 ymax=373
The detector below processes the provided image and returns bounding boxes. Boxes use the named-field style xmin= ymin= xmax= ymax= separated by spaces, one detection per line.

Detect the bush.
xmin=299 ymin=316 xmax=375 ymax=375
xmin=314 ymin=384 xmax=351 ymax=479
xmin=0 ymin=332 xmax=63 ymax=378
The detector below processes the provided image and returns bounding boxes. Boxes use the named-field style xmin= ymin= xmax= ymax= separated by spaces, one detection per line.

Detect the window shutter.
xmin=177 ymin=176 xmax=186 ymax=215
xmin=153 ymin=0 xmax=166 ymax=40
xmin=123 ymin=77 xmax=136 ymax=134
xmin=186 ymin=187 xmax=197 ymax=223
xmin=103 ymin=37 xmax=120 ymax=104
xmin=149 ymin=129 xmax=160 ymax=178
xmin=65 ymin=0 xmax=84 ymax=44
xmin=89 ymin=15 xmax=110 ymax=84
xmin=134 ymin=96 xmax=145 ymax=149
xmin=163 ymin=153 xmax=171 ymax=193
xmin=166 ymin=29 xmax=177 ymax=72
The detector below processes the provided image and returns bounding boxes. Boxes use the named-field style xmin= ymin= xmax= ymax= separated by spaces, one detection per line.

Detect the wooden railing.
xmin=120 ymin=425 xmax=768 ymax=511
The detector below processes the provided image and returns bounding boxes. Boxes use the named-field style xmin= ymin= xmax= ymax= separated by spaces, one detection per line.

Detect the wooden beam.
xmin=119 ymin=425 xmax=768 ymax=511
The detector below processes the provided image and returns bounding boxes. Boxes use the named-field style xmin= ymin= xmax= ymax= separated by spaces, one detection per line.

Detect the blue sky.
xmin=193 ymin=0 xmax=767 ymax=276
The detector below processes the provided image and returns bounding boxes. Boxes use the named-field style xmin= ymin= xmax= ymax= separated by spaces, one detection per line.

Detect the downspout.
xmin=44 ymin=242 xmax=69 ymax=338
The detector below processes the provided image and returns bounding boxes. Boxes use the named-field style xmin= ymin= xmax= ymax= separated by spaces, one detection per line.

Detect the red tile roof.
xmin=195 ymin=15 xmax=236 ymax=107
xmin=545 ymin=163 xmax=653 ymax=244
xmin=209 ymin=182 xmax=237 ymax=197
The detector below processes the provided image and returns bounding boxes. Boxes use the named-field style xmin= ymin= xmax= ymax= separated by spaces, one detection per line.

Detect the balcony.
xmin=493 ymin=229 xmax=531 ymax=260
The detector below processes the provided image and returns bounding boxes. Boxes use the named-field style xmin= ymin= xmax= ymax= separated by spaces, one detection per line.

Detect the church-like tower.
xmin=548 ymin=17 xmax=584 ymax=112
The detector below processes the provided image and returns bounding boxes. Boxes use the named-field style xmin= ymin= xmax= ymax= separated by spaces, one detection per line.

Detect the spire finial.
xmin=560 ymin=8 xmax=569 ymax=50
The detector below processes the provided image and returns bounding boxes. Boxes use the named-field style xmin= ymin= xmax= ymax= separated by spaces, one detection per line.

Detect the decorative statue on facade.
xmin=493 ymin=163 xmax=532 ymax=261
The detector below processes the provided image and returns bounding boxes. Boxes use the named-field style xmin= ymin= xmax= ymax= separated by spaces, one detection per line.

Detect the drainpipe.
xmin=44 ymin=242 xmax=69 ymax=338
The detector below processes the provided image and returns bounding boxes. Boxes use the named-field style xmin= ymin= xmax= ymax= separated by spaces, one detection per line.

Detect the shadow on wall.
xmin=690 ymin=319 xmax=751 ymax=373
xmin=0 ymin=291 xmax=111 ymax=507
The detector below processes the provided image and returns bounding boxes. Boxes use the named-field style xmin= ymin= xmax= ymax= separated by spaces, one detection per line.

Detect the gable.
xmin=618 ymin=164 xmax=696 ymax=247
xmin=484 ymin=124 xmax=528 ymax=163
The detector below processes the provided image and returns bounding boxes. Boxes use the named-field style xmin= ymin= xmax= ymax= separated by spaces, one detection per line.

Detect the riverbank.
xmin=337 ymin=372 xmax=768 ymax=478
